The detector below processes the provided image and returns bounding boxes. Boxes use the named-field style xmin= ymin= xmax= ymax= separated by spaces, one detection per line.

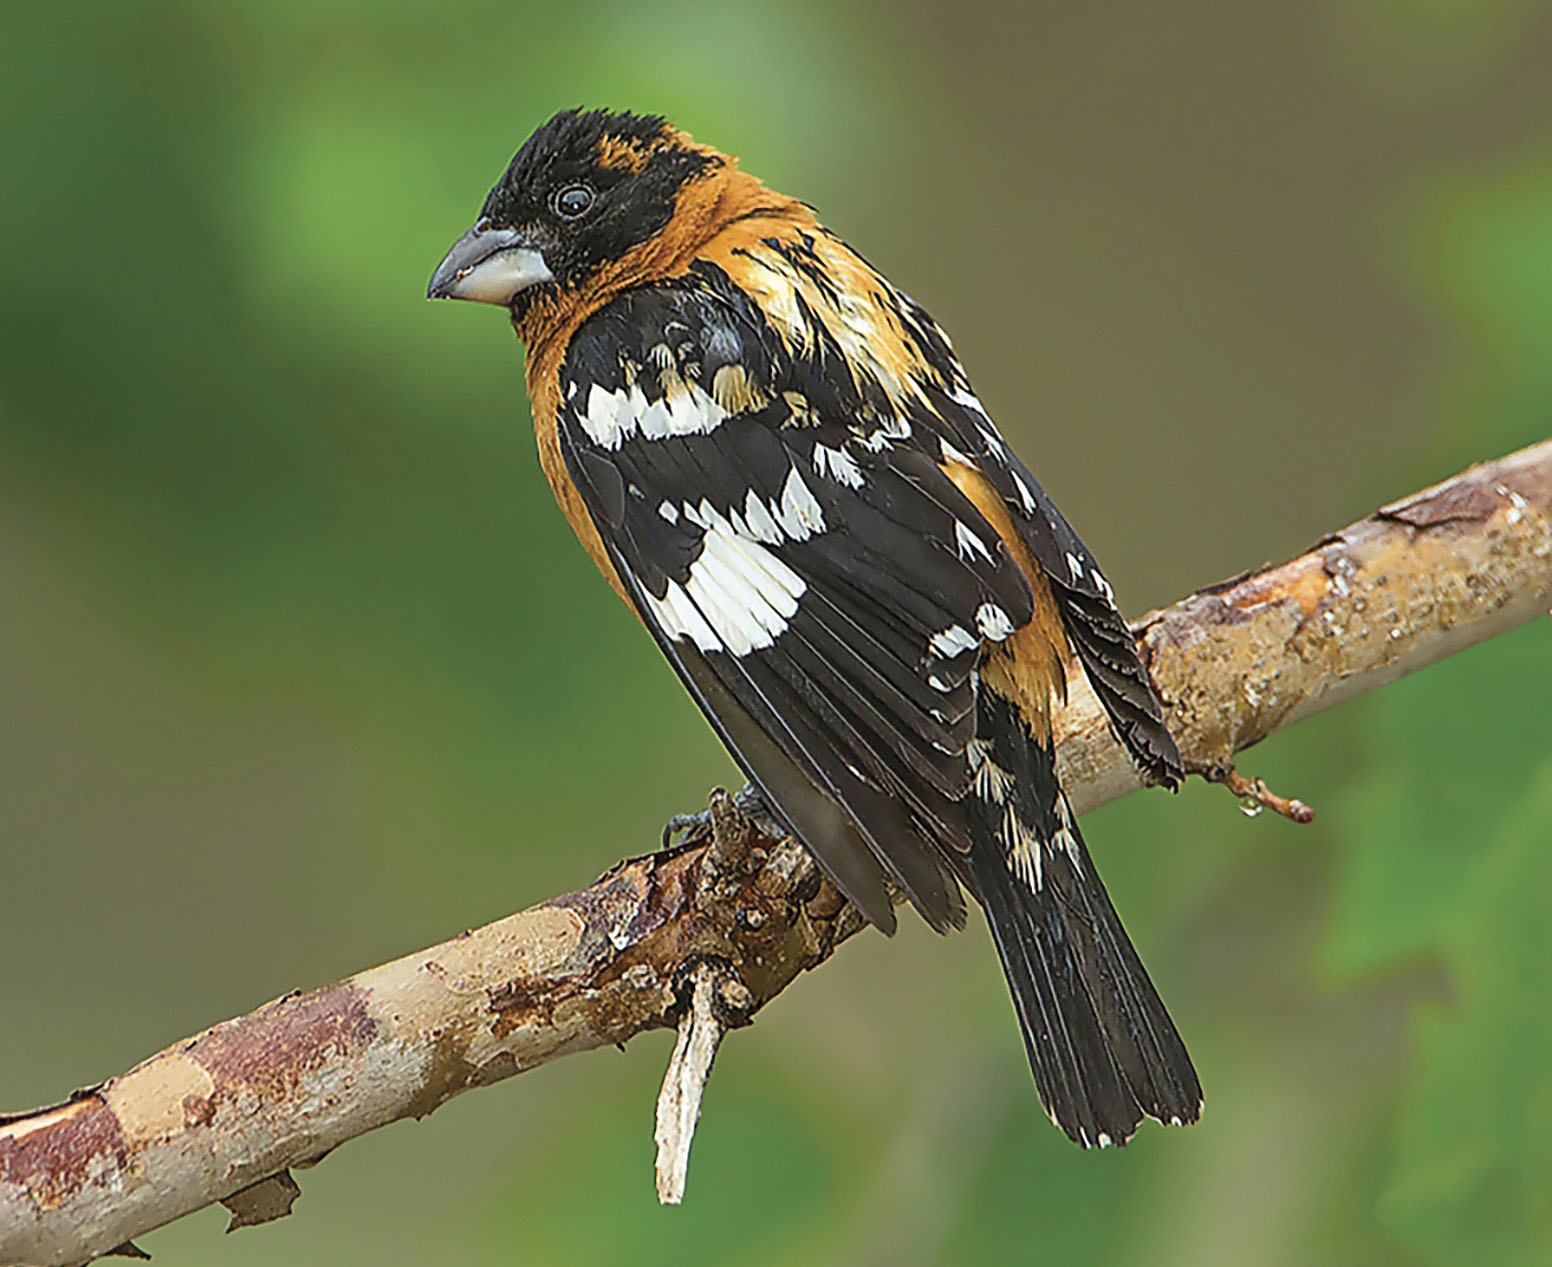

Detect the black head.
xmin=427 ymin=108 xmax=720 ymax=314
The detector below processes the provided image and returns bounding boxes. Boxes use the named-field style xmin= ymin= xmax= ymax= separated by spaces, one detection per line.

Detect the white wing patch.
xmin=656 ymin=466 xmax=828 ymax=558
xmin=813 ymin=442 xmax=864 ymax=489
xmin=949 ymin=386 xmax=988 ymax=417
xmin=955 ymin=521 xmax=994 ymax=564
xmin=948 ymin=386 xmax=1010 ymax=460
xmin=860 ymin=416 xmax=911 ymax=451
xmin=648 ymin=506 xmax=807 ymax=657
xmin=648 ymin=577 xmax=719 ymax=651
xmin=966 ymin=737 xmax=1013 ymax=802
xmin=736 ymin=487 xmax=784 ymax=545
xmin=929 ymin=623 xmax=977 ymax=658
xmin=1013 ymin=472 xmax=1037 ymax=515
xmin=975 ymin=602 xmax=1014 ymax=641
xmin=580 ymin=378 xmax=726 ymax=449
xmin=939 ymin=436 xmax=975 ymax=467
xmin=1054 ymin=796 xmax=1083 ymax=864
xmin=773 ymin=467 xmax=827 ymax=539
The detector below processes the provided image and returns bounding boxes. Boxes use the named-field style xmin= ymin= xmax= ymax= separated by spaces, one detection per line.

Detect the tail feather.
xmin=967 ymin=688 xmax=1202 ymax=1146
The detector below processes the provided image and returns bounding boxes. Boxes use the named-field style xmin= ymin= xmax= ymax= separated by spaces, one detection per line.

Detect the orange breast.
xmin=525 ymin=354 xmax=633 ymax=609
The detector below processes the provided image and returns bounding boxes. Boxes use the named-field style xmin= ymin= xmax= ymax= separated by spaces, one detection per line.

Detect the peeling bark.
xmin=2 ymin=439 xmax=1549 ymax=1267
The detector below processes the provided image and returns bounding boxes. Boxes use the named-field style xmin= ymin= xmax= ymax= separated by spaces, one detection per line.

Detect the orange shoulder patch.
xmin=942 ymin=460 xmax=1070 ymax=735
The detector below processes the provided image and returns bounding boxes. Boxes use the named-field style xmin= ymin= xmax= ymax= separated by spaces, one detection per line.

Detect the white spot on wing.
xmin=1014 ymin=473 xmax=1037 ymax=515
xmin=1066 ymin=551 xmax=1084 ymax=581
xmin=946 ymin=387 xmax=1012 ymax=461
xmin=939 ymin=437 xmax=976 ymax=467
xmin=658 ymin=501 xmax=679 ymax=524
xmin=949 ymin=386 xmax=988 ymax=418
xmin=649 ymin=503 xmax=807 ymax=657
xmin=647 ymin=581 xmax=719 ymax=652
xmin=1052 ymin=823 xmax=1082 ymax=865
xmin=975 ymin=603 xmax=1014 ymax=641
xmin=740 ymin=488 xmax=783 ymax=544
xmin=976 ymin=422 xmax=1008 ymax=458
xmin=812 ymin=442 xmax=864 ymax=488
xmin=645 ymin=380 xmax=726 ymax=441
xmin=860 ymin=417 xmax=910 ymax=451
xmin=580 ymin=379 xmax=725 ymax=448
xmin=581 ymin=383 xmax=630 ymax=448
xmin=955 ymin=521 xmax=994 ymax=563
xmin=929 ymin=624 xmax=977 ymax=658
xmin=774 ymin=467 xmax=826 ymax=539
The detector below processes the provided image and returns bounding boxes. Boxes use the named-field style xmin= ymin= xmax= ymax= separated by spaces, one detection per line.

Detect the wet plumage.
xmin=429 ymin=108 xmax=1201 ymax=1146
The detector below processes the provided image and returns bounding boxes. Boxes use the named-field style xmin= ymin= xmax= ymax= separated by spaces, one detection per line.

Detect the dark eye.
xmin=553 ymin=184 xmax=595 ymax=219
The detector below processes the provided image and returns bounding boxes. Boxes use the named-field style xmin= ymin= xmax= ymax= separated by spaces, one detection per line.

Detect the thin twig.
xmin=654 ymin=959 xmax=752 ymax=1204
xmin=1202 ymin=763 xmax=1317 ymax=823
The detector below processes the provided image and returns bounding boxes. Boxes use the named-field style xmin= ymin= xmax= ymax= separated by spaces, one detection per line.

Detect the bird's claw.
xmin=661 ymin=783 xmax=781 ymax=850
xmin=662 ymin=809 xmax=710 ymax=850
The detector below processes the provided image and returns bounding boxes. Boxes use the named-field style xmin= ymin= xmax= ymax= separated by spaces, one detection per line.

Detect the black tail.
xmin=966 ymin=688 xmax=1202 ymax=1147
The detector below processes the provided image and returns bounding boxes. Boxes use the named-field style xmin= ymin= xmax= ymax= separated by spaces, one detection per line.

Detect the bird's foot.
xmin=661 ymin=782 xmax=781 ymax=849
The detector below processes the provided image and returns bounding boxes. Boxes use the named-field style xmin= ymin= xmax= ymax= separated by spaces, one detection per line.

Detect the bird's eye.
xmin=553 ymin=184 xmax=595 ymax=219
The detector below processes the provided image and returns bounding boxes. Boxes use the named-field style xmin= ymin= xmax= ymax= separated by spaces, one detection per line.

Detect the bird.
xmin=428 ymin=107 xmax=1202 ymax=1148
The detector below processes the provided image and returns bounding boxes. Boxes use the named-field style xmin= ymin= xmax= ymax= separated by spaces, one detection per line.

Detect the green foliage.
xmin=1411 ymin=161 xmax=1552 ymax=464
xmin=1378 ymin=760 xmax=1552 ymax=1266
xmin=1325 ymin=624 xmax=1549 ymax=977
xmin=484 ymin=1077 xmax=838 ymax=1266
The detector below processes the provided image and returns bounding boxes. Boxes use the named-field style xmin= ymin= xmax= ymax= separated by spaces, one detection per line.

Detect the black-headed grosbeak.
xmin=429 ymin=108 xmax=1201 ymax=1147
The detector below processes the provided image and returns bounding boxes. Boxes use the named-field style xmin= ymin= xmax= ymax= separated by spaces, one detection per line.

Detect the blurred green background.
xmin=3 ymin=2 xmax=1550 ymax=1264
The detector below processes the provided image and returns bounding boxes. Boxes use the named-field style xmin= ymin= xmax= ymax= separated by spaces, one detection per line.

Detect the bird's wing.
xmin=882 ymin=287 xmax=1184 ymax=789
xmin=553 ymin=264 xmax=1037 ymax=932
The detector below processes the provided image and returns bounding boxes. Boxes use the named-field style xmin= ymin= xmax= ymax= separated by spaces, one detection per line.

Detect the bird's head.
xmin=428 ymin=108 xmax=742 ymax=324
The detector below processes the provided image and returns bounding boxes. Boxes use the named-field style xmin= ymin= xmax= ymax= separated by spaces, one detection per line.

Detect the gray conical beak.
xmin=427 ymin=221 xmax=554 ymax=305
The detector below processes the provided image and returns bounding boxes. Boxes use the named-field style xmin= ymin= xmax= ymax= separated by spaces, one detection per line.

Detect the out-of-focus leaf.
xmin=1410 ymin=163 xmax=1552 ymax=463
xmin=1325 ymin=622 xmax=1549 ymax=977
xmin=478 ymin=1074 xmax=838 ymax=1267
xmin=1377 ymin=758 xmax=1552 ymax=1265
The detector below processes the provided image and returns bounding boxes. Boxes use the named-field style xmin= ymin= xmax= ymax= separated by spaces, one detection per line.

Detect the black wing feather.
xmin=554 ymin=272 xmax=1031 ymax=932
xmin=905 ymin=373 xmax=1184 ymax=788
xmin=547 ymin=243 xmax=1197 ymax=1145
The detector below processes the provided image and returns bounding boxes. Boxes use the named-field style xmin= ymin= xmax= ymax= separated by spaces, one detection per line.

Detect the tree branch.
xmin=3 ymin=440 xmax=1549 ymax=1267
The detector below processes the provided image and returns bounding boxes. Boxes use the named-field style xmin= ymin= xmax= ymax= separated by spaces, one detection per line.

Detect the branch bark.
xmin=4 ymin=440 xmax=1550 ymax=1267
